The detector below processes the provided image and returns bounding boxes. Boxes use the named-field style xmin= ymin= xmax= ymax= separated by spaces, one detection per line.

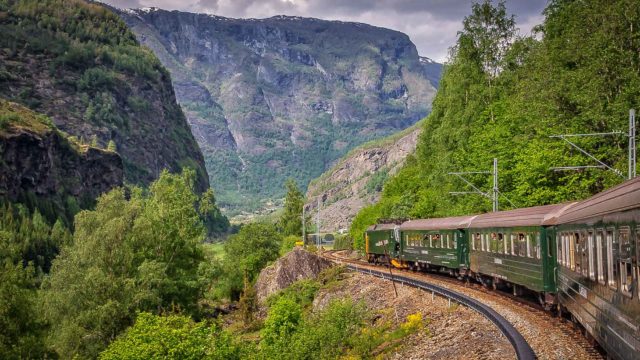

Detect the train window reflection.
xmin=607 ymin=230 xmax=616 ymax=289
xmin=619 ymin=228 xmax=632 ymax=297
xmin=597 ymin=231 xmax=605 ymax=284
xmin=588 ymin=231 xmax=595 ymax=280
xmin=498 ymin=233 xmax=504 ymax=254
xmin=518 ymin=233 xmax=526 ymax=257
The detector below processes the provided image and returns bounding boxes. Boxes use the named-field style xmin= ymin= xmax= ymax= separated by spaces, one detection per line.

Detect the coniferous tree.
xmin=278 ymin=179 xmax=306 ymax=236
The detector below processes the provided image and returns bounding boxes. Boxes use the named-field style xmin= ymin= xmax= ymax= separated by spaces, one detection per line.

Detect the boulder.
xmin=254 ymin=248 xmax=333 ymax=304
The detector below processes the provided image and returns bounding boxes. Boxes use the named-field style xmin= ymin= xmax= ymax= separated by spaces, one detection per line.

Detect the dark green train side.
xmin=365 ymin=223 xmax=399 ymax=264
xmin=364 ymin=177 xmax=640 ymax=359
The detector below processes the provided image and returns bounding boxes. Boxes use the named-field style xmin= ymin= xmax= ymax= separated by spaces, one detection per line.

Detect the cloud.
xmin=101 ymin=0 xmax=547 ymax=62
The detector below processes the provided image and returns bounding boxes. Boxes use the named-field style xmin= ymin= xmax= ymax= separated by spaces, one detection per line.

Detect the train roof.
xmin=366 ymin=223 xmax=397 ymax=231
xmin=467 ymin=203 xmax=572 ymax=229
xmin=399 ymin=215 xmax=478 ymax=231
xmin=555 ymin=177 xmax=640 ymax=224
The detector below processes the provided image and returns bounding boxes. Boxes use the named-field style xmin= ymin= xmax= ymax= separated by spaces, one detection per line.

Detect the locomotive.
xmin=365 ymin=177 xmax=640 ymax=360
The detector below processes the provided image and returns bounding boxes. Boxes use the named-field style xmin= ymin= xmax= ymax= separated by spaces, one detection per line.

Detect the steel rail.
xmin=333 ymin=259 xmax=537 ymax=360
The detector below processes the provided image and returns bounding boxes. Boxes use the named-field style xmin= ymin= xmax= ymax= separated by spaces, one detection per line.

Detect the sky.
xmin=101 ymin=0 xmax=548 ymax=62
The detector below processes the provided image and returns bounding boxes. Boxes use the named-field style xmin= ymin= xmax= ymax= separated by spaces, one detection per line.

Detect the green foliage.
xmin=261 ymin=297 xmax=303 ymax=348
xmin=0 ymin=260 xmax=49 ymax=359
xmin=277 ymin=179 xmax=306 ymax=236
xmin=199 ymin=188 xmax=230 ymax=238
xmin=107 ymin=139 xmax=117 ymax=152
xmin=352 ymin=0 xmax=640 ymax=250
xmin=217 ymin=223 xmax=282 ymax=300
xmin=41 ymin=169 xmax=209 ymax=359
xmin=100 ymin=312 xmax=241 ymax=360
xmin=280 ymin=235 xmax=300 ymax=255
xmin=260 ymin=298 xmax=368 ymax=360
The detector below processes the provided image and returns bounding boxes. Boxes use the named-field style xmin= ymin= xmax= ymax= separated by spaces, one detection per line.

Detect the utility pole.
xmin=550 ymin=110 xmax=639 ymax=179
xmin=493 ymin=158 xmax=498 ymax=212
xmin=449 ymin=158 xmax=515 ymax=212
xmin=316 ymin=197 xmax=321 ymax=247
xmin=302 ymin=205 xmax=306 ymax=248
xmin=629 ymin=109 xmax=636 ymax=179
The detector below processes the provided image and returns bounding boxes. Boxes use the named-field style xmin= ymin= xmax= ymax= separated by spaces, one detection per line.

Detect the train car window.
xmin=440 ymin=234 xmax=444 ymax=249
xmin=636 ymin=229 xmax=640 ymax=300
xmin=510 ymin=234 xmax=516 ymax=255
xmin=480 ymin=234 xmax=485 ymax=251
xmin=472 ymin=233 xmax=478 ymax=250
xmin=497 ymin=233 xmax=504 ymax=254
xmin=588 ymin=231 xmax=595 ymax=280
xmin=607 ymin=230 xmax=617 ymax=290
xmin=534 ymin=233 xmax=541 ymax=259
xmin=453 ymin=233 xmax=457 ymax=249
xmin=558 ymin=234 xmax=563 ymax=266
xmin=597 ymin=230 xmax=605 ymax=284
xmin=574 ymin=233 xmax=582 ymax=273
xmin=569 ymin=233 xmax=576 ymax=271
xmin=547 ymin=234 xmax=553 ymax=259
xmin=518 ymin=233 xmax=527 ymax=257
xmin=619 ymin=228 xmax=632 ymax=297
xmin=492 ymin=233 xmax=499 ymax=253
xmin=564 ymin=234 xmax=573 ymax=269
xmin=526 ymin=234 xmax=532 ymax=258
xmin=582 ymin=232 xmax=589 ymax=277
xmin=504 ymin=233 xmax=510 ymax=254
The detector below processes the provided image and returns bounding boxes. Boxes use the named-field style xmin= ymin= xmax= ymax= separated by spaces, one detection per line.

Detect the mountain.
xmin=116 ymin=7 xmax=441 ymax=214
xmin=305 ymin=121 xmax=421 ymax=231
xmin=0 ymin=0 xmax=209 ymax=192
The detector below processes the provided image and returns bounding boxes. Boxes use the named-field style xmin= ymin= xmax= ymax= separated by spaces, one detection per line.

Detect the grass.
xmin=0 ymin=99 xmax=55 ymax=134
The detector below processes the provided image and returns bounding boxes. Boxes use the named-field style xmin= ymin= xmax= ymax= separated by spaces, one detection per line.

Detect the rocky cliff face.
xmin=0 ymin=1 xmax=209 ymax=192
xmin=305 ymin=123 xmax=422 ymax=231
xmin=0 ymin=99 xmax=123 ymax=209
xmin=116 ymin=7 xmax=440 ymax=214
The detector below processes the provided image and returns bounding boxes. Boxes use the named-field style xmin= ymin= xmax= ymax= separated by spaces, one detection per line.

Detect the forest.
xmin=351 ymin=0 xmax=640 ymax=249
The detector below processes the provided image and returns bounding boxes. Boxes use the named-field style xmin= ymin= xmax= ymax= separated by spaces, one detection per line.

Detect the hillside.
xmin=116 ymin=8 xmax=441 ymax=214
xmin=0 ymin=99 xmax=123 ymax=222
xmin=0 ymin=0 xmax=209 ymax=192
xmin=305 ymin=121 xmax=422 ymax=231
xmin=350 ymin=0 xmax=640 ymax=249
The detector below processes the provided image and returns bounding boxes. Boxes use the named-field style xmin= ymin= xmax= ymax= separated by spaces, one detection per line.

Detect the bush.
xmin=100 ymin=313 xmax=241 ymax=360
xmin=280 ymin=235 xmax=299 ymax=255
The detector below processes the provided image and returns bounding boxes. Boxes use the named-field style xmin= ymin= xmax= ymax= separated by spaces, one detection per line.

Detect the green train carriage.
xmin=397 ymin=216 xmax=474 ymax=275
xmin=553 ymin=178 xmax=640 ymax=360
xmin=365 ymin=223 xmax=399 ymax=264
xmin=465 ymin=203 xmax=573 ymax=307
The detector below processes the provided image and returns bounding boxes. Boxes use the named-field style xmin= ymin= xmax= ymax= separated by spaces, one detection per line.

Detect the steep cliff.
xmin=116 ymin=7 xmax=440 ymax=213
xmin=0 ymin=99 xmax=123 ymax=220
xmin=305 ymin=121 xmax=421 ymax=231
xmin=0 ymin=0 xmax=209 ymax=192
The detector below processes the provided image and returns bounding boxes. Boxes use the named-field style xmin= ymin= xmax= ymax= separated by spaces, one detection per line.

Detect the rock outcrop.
xmin=254 ymin=248 xmax=333 ymax=304
xmin=0 ymin=100 xmax=123 ymax=208
xmin=116 ymin=7 xmax=441 ymax=213
xmin=305 ymin=123 xmax=422 ymax=231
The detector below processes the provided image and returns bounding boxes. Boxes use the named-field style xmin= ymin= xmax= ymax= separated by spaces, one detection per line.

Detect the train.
xmin=365 ymin=177 xmax=640 ymax=360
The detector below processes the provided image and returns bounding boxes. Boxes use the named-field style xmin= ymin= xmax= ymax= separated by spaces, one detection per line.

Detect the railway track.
xmin=321 ymin=249 xmax=604 ymax=360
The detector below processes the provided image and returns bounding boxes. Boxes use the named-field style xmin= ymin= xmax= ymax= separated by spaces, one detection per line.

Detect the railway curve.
xmin=322 ymin=250 xmax=603 ymax=360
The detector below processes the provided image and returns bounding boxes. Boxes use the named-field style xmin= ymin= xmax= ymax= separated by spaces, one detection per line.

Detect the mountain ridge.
xmin=116 ymin=7 xmax=442 ymax=215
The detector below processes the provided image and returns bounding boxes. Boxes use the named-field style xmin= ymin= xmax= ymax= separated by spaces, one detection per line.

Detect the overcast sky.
xmin=101 ymin=0 xmax=548 ymax=62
